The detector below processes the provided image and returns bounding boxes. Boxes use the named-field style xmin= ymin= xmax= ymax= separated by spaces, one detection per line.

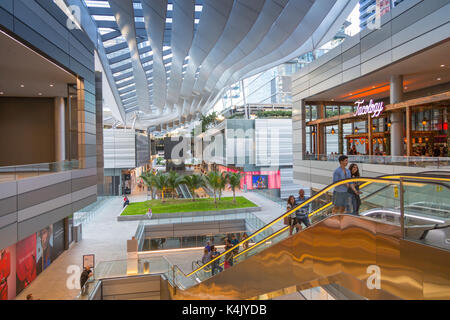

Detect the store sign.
xmin=354 ymin=99 xmax=384 ymax=118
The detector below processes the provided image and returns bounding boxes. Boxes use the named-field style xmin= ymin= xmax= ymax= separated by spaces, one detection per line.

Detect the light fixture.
xmin=0 ymin=91 xmax=4 ymax=95
xmin=437 ymin=78 xmax=441 ymax=81
xmin=372 ymin=125 xmax=376 ymax=131
xmin=20 ymin=84 xmax=25 ymax=88
xmin=387 ymin=120 xmax=392 ymax=128
xmin=50 ymin=84 xmax=54 ymax=87
xmin=422 ymin=118 xmax=427 ymax=126
xmin=331 ymin=127 xmax=335 ymax=135
xmin=38 ymin=93 xmax=42 ymax=96
xmin=425 ymin=137 xmax=429 ymax=142
xmin=404 ymin=138 xmax=407 ymax=143
xmin=441 ymin=64 xmax=445 ymax=67
xmin=404 ymin=86 xmax=408 ymax=90
xmin=354 ymin=127 xmax=359 ymax=133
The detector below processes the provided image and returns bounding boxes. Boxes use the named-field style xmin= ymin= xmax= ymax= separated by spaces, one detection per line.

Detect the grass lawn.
xmin=121 ymin=196 xmax=257 ymax=216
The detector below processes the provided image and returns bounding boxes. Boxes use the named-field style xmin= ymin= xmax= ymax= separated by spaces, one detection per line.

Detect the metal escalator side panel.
xmin=171 ymin=215 xmax=450 ymax=300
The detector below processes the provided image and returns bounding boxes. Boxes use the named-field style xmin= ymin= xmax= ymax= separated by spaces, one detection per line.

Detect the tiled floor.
xmin=15 ymin=190 xmax=286 ymax=300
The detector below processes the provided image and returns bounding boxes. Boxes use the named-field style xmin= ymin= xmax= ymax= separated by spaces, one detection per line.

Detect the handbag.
xmin=224 ymin=261 xmax=230 ymax=269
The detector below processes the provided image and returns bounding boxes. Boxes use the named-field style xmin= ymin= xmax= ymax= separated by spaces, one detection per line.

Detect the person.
xmin=26 ymin=293 xmax=34 ymax=300
xmin=204 ymin=241 xmax=211 ymax=252
xmin=349 ymin=145 xmax=357 ymax=155
xmin=80 ymin=266 xmax=93 ymax=296
xmin=224 ymin=239 xmax=234 ymax=268
xmin=210 ymin=246 xmax=222 ymax=276
xmin=332 ymin=155 xmax=352 ymax=214
xmin=201 ymin=248 xmax=211 ymax=266
xmin=230 ymin=234 xmax=239 ymax=255
xmin=286 ymin=196 xmax=298 ymax=236
xmin=147 ymin=207 xmax=152 ymax=220
xmin=433 ymin=146 xmax=441 ymax=157
xmin=295 ymin=189 xmax=311 ymax=231
xmin=241 ymin=233 xmax=249 ymax=250
xmin=123 ymin=196 xmax=130 ymax=208
xmin=374 ymin=147 xmax=382 ymax=156
xmin=347 ymin=164 xmax=362 ymax=215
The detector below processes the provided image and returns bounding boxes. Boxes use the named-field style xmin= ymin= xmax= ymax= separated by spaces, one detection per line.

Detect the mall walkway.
xmin=15 ymin=191 xmax=286 ymax=300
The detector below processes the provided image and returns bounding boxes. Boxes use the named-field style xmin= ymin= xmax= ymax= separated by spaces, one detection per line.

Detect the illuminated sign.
xmin=354 ymin=99 xmax=384 ymax=118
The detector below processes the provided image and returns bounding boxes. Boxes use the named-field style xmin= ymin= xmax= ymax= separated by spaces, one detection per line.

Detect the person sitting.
xmin=123 ymin=196 xmax=130 ymax=208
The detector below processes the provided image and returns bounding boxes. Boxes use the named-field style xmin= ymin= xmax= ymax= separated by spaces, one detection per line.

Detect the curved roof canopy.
xmin=83 ymin=0 xmax=357 ymax=130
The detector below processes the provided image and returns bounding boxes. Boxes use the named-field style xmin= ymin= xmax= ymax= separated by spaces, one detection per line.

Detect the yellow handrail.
xmin=184 ymin=174 xmax=449 ymax=277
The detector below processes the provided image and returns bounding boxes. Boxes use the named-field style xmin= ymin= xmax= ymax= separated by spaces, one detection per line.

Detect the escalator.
xmin=165 ymin=173 xmax=450 ymax=300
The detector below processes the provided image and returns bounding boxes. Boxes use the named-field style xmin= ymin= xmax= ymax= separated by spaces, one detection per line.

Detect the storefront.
xmin=304 ymin=92 xmax=450 ymax=157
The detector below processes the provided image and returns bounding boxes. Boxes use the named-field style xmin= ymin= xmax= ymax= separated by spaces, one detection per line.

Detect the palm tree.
xmin=153 ymin=172 xmax=169 ymax=202
xmin=227 ymin=172 xmax=243 ymax=204
xmin=183 ymin=174 xmax=205 ymax=202
xmin=217 ymin=172 xmax=227 ymax=200
xmin=140 ymin=171 xmax=156 ymax=200
xmin=167 ymin=171 xmax=184 ymax=199
xmin=205 ymin=171 xmax=221 ymax=207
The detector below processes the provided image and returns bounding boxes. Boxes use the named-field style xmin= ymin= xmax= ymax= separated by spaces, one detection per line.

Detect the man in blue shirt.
xmin=295 ymin=189 xmax=311 ymax=231
xmin=332 ymin=155 xmax=351 ymax=214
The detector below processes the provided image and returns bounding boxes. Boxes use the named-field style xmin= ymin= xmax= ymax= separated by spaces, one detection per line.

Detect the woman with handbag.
xmin=347 ymin=164 xmax=362 ymax=215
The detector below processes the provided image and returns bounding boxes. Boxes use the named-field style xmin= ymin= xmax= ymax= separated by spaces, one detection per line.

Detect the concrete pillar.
xmin=368 ymin=115 xmax=373 ymax=155
xmin=390 ymin=75 xmax=404 ymax=156
xmin=54 ymin=97 xmax=65 ymax=162
xmin=338 ymin=120 xmax=344 ymax=155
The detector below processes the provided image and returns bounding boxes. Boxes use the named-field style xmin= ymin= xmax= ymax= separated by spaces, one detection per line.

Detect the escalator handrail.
xmin=186 ymin=174 xmax=450 ymax=277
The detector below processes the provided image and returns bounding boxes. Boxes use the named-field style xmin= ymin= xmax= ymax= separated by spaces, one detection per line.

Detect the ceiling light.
xmin=50 ymin=84 xmax=54 ymax=87
xmin=38 ymin=93 xmax=42 ymax=96
xmin=0 ymin=92 xmax=4 ymax=95
xmin=437 ymin=78 xmax=441 ymax=81
xmin=404 ymin=86 xmax=408 ymax=90
xmin=440 ymin=64 xmax=445 ymax=67
xmin=20 ymin=84 xmax=25 ymax=88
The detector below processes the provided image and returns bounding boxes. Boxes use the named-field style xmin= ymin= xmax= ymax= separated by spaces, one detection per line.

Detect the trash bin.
xmin=73 ymin=224 xmax=82 ymax=242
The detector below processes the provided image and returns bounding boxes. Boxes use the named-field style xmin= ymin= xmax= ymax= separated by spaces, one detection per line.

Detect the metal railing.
xmin=73 ymin=196 xmax=113 ymax=227
xmin=0 ymin=160 xmax=81 ymax=182
xmin=304 ymin=154 xmax=450 ymax=168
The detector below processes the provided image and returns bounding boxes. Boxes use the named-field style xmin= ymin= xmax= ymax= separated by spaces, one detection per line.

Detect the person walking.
xmin=201 ymin=248 xmax=211 ymax=265
xmin=230 ymin=234 xmax=239 ymax=255
xmin=210 ymin=246 xmax=222 ymax=276
xmin=332 ymin=155 xmax=352 ymax=214
xmin=347 ymin=164 xmax=362 ymax=215
xmin=295 ymin=189 xmax=311 ymax=231
xmin=204 ymin=241 xmax=211 ymax=252
xmin=80 ymin=266 xmax=93 ymax=296
xmin=286 ymin=196 xmax=298 ymax=236
xmin=224 ymin=239 xmax=234 ymax=268
xmin=241 ymin=232 xmax=249 ymax=250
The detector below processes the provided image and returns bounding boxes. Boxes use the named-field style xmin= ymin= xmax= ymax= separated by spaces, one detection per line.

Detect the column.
xmin=338 ymin=119 xmax=344 ymax=155
xmin=54 ymin=97 xmax=65 ymax=162
xmin=292 ymin=99 xmax=306 ymax=160
xmin=406 ymin=106 xmax=412 ymax=156
xmin=368 ymin=115 xmax=373 ymax=155
xmin=390 ymin=75 xmax=404 ymax=156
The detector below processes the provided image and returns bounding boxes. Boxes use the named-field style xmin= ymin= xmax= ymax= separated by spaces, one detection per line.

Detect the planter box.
xmin=117 ymin=206 xmax=261 ymax=222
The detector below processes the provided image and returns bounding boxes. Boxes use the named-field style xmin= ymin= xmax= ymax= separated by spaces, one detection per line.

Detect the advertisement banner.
xmin=0 ymin=245 xmax=16 ymax=300
xmin=36 ymin=225 xmax=53 ymax=275
xmin=16 ymin=234 xmax=37 ymax=295
xmin=52 ymin=220 xmax=65 ymax=261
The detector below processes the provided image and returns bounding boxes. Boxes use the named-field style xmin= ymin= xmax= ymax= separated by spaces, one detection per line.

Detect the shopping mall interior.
xmin=0 ymin=0 xmax=449 ymax=305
